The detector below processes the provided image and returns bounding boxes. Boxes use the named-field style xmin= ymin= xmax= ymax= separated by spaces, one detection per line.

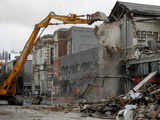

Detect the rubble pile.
xmin=79 ymin=76 xmax=160 ymax=119
xmin=16 ymin=73 xmax=160 ymax=119
xmin=79 ymin=97 xmax=127 ymax=119
xmin=130 ymin=82 xmax=160 ymax=120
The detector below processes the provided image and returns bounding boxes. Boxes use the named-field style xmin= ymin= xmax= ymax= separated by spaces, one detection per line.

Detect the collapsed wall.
xmin=95 ymin=22 xmax=123 ymax=96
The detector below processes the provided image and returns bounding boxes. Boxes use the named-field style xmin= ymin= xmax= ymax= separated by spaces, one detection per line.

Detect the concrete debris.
xmin=79 ymin=97 xmax=124 ymax=119
xmin=91 ymin=12 xmax=108 ymax=22
xmin=116 ymin=105 xmax=136 ymax=120
xmin=79 ymin=72 xmax=160 ymax=119
xmin=89 ymin=11 xmax=108 ymax=25
xmin=129 ymin=92 xmax=143 ymax=100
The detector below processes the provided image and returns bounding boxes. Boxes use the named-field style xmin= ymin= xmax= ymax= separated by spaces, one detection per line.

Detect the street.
xmin=0 ymin=104 xmax=111 ymax=120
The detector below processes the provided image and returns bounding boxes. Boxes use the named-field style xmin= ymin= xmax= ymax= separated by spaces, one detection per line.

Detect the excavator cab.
xmin=7 ymin=75 xmax=24 ymax=105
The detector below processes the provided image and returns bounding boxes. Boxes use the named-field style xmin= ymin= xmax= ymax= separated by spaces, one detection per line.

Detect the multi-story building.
xmin=32 ymin=26 xmax=98 ymax=95
xmin=107 ymin=1 xmax=160 ymax=92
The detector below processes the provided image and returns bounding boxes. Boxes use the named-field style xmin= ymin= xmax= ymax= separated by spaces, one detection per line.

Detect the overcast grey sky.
xmin=1 ymin=0 xmax=160 ymax=51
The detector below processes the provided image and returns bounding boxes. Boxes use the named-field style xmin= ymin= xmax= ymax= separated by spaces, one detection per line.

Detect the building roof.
xmin=109 ymin=1 xmax=160 ymax=21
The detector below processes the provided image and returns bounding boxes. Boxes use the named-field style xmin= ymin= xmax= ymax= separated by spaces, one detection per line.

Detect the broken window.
xmin=137 ymin=31 xmax=159 ymax=41
xmin=137 ymin=31 xmax=146 ymax=41
xmin=153 ymin=32 xmax=158 ymax=41
xmin=146 ymin=31 xmax=153 ymax=40
xmin=141 ymin=31 xmax=146 ymax=41
xmin=137 ymin=31 xmax=160 ymax=44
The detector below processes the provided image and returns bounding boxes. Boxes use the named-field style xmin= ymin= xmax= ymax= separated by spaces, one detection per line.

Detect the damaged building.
xmin=93 ymin=1 xmax=160 ymax=95
xmin=108 ymin=1 xmax=160 ymax=91
xmin=32 ymin=1 xmax=160 ymax=99
xmin=61 ymin=1 xmax=160 ymax=97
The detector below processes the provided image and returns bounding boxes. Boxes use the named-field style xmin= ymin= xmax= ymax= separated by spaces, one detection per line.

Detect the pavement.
xmin=0 ymin=104 xmax=113 ymax=120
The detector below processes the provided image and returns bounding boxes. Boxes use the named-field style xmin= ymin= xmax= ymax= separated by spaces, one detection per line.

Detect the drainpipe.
xmin=125 ymin=15 xmax=128 ymax=59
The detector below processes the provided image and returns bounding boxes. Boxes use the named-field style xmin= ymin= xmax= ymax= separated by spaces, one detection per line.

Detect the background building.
xmin=32 ymin=26 xmax=98 ymax=96
xmin=32 ymin=34 xmax=54 ymax=95
xmin=4 ymin=56 xmax=32 ymax=94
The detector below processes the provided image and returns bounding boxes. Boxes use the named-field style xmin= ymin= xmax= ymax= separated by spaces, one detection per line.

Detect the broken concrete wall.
xmin=95 ymin=22 xmax=123 ymax=96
